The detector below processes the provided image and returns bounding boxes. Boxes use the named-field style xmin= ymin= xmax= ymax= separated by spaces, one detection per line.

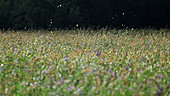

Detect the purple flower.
xmin=42 ymin=65 xmax=45 ymax=69
xmin=156 ymin=75 xmax=164 ymax=79
xmin=95 ymin=51 xmax=101 ymax=57
xmin=45 ymin=70 xmax=48 ymax=74
xmin=156 ymin=89 xmax=163 ymax=96
xmin=77 ymin=89 xmax=82 ymax=93
xmin=64 ymin=56 xmax=67 ymax=61
xmin=93 ymin=69 xmax=97 ymax=74
xmin=160 ymin=75 xmax=164 ymax=79
xmin=50 ymin=78 xmax=54 ymax=81
xmin=14 ymin=48 xmax=17 ymax=51
xmin=128 ymin=64 xmax=131 ymax=67
xmin=87 ymin=52 xmax=89 ymax=56
xmin=129 ymin=88 xmax=133 ymax=91
xmin=58 ymin=90 xmax=61 ymax=94
xmin=125 ymin=67 xmax=128 ymax=70
xmin=71 ymin=86 xmax=76 ymax=90
xmin=24 ymin=69 xmax=31 ymax=73
xmin=157 ymin=84 xmax=161 ymax=89
xmin=1 ymin=56 xmax=4 ymax=59
xmin=67 ymin=87 xmax=71 ymax=91
xmin=107 ymin=69 xmax=111 ymax=73
xmin=60 ymin=77 xmax=64 ymax=82
xmin=137 ymin=68 xmax=141 ymax=72
xmin=37 ymin=77 xmax=40 ymax=81
xmin=112 ymin=71 xmax=117 ymax=76
xmin=139 ymin=84 xmax=143 ymax=88
xmin=14 ymin=52 xmax=17 ymax=54
xmin=55 ymin=81 xmax=60 ymax=85
xmin=128 ymin=69 xmax=133 ymax=72
xmin=0 ymin=66 xmax=2 ymax=70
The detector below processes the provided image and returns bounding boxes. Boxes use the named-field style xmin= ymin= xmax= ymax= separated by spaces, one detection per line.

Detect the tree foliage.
xmin=0 ymin=0 xmax=169 ymax=30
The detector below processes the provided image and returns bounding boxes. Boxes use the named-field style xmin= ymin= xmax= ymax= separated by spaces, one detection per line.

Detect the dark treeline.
xmin=0 ymin=0 xmax=170 ymax=30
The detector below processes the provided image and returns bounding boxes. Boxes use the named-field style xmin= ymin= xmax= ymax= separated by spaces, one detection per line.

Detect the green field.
xmin=0 ymin=29 xmax=169 ymax=96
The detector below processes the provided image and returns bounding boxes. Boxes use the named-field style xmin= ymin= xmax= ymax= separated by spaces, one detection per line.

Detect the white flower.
xmin=1 ymin=64 xmax=4 ymax=67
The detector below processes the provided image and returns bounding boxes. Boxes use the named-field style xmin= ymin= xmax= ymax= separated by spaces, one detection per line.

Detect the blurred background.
xmin=0 ymin=0 xmax=170 ymax=30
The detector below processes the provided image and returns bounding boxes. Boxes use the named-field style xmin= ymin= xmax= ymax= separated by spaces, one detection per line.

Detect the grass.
xmin=0 ymin=29 xmax=169 ymax=96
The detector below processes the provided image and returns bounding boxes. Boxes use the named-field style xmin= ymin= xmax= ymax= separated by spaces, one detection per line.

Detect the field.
xmin=0 ymin=29 xmax=169 ymax=96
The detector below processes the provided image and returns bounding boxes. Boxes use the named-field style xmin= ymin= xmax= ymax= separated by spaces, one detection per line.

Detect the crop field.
xmin=0 ymin=29 xmax=169 ymax=96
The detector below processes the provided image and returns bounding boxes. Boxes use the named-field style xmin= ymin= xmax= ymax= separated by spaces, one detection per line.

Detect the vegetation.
xmin=0 ymin=29 xmax=169 ymax=95
xmin=0 ymin=0 xmax=170 ymax=30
